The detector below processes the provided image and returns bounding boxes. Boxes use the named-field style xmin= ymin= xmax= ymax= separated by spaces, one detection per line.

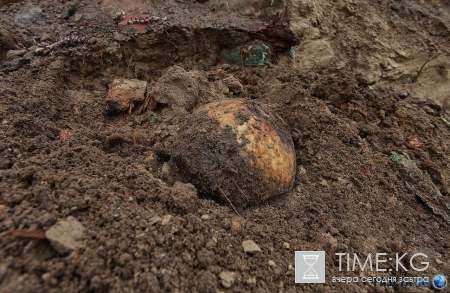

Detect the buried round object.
xmin=170 ymin=99 xmax=296 ymax=207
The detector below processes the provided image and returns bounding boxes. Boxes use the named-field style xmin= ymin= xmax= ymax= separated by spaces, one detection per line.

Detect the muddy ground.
xmin=0 ymin=0 xmax=449 ymax=292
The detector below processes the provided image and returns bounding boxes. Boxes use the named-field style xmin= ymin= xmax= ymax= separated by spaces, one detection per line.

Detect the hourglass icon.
xmin=303 ymin=255 xmax=319 ymax=279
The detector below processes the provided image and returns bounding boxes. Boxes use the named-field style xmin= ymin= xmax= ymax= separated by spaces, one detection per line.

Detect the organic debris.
xmin=8 ymin=229 xmax=46 ymax=240
xmin=105 ymin=133 xmax=130 ymax=149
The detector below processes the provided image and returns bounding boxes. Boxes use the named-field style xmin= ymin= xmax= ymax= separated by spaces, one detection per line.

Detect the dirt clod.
xmin=45 ymin=216 xmax=85 ymax=255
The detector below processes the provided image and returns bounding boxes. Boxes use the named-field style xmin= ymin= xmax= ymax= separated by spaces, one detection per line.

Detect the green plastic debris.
xmin=390 ymin=151 xmax=450 ymax=223
xmin=34 ymin=48 xmax=45 ymax=55
xmin=441 ymin=116 xmax=450 ymax=127
xmin=150 ymin=114 xmax=158 ymax=123
xmin=221 ymin=42 xmax=271 ymax=67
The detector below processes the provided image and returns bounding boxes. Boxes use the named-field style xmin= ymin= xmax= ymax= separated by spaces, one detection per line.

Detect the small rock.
xmin=328 ymin=227 xmax=339 ymax=236
xmin=337 ymin=177 xmax=349 ymax=185
xmin=282 ymin=242 xmax=290 ymax=249
xmin=74 ymin=13 xmax=83 ymax=22
xmin=219 ymin=271 xmax=235 ymax=288
xmin=409 ymin=94 xmax=427 ymax=106
xmin=230 ymin=220 xmax=241 ymax=232
xmin=436 ymin=259 xmax=443 ymax=265
xmin=268 ymin=260 xmax=276 ymax=266
xmin=405 ymin=137 xmax=423 ymax=149
xmin=161 ymin=215 xmax=172 ymax=226
xmin=1 ymin=58 xmax=29 ymax=73
xmin=61 ymin=5 xmax=76 ymax=19
xmin=386 ymin=196 xmax=397 ymax=209
xmin=427 ymin=99 xmax=443 ymax=111
xmin=88 ymin=37 xmax=98 ymax=44
xmin=41 ymin=272 xmax=51 ymax=282
xmin=6 ymin=50 xmax=27 ymax=60
xmin=45 ymin=216 xmax=85 ymax=255
xmin=246 ymin=276 xmax=256 ymax=284
xmin=201 ymin=214 xmax=210 ymax=220
xmin=107 ymin=78 xmax=147 ymax=113
xmin=161 ymin=162 xmax=171 ymax=180
xmin=319 ymin=179 xmax=328 ymax=187
xmin=222 ymin=76 xmax=243 ymax=94
xmin=149 ymin=215 xmax=161 ymax=225
xmin=0 ymin=204 xmax=9 ymax=211
xmin=298 ymin=166 xmax=307 ymax=176
xmin=41 ymin=33 xmax=53 ymax=42
xmin=14 ymin=7 xmax=47 ymax=25
xmin=242 ymin=240 xmax=262 ymax=254
xmin=113 ymin=31 xmax=127 ymax=42
xmin=421 ymin=105 xmax=434 ymax=115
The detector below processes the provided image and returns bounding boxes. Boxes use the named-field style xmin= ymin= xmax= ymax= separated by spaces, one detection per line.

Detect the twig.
xmin=413 ymin=36 xmax=450 ymax=82
xmin=218 ymin=187 xmax=240 ymax=216
xmin=232 ymin=178 xmax=249 ymax=203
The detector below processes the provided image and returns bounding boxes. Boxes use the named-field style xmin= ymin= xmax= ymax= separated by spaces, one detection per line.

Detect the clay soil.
xmin=0 ymin=0 xmax=449 ymax=292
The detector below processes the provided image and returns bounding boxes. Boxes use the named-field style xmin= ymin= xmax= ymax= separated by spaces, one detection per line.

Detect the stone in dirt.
xmin=107 ymin=78 xmax=147 ymax=113
xmin=242 ymin=240 xmax=262 ymax=254
xmin=14 ymin=7 xmax=47 ymax=25
xmin=219 ymin=271 xmax=236 ymax=288
xmin=45 ymin=216 xmax=85 ymax=255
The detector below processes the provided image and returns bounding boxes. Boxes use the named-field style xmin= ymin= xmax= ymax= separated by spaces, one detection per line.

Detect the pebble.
xmin=161 ymin=162 xmax=171 ymax=180
xmin=14 ymin=7 xmax=47 ymax=25
xmin=230 ymin=220 xmax=241 ymax=232
xmin=436 ymin=259 xmax=443 ymax=265
xmin=268 ymin=260 xmax=276 ymax=266
xmin=282 ymin=242 xmax=290 ymax=249
xmin=422 ymin=105 xmax=435 ymax=115
xmin=161 ymin=215 xmax=172 ymax=226
xmin=246 ymin=276 xmax=256 ymax=284
xmin=74 ymin=13 xmax=83 ymax=22
xmin=219 ymin=271 xmax=235 ymax=288
xmin=319 ymin=179 xmax=328 ymax=187
xmin=427 ymin=99 xmax=443 ymax=111
xmin=45 ymin=216 xmax=85 ymax=255
xmin=242 ymin=240 xmax=262 ymax=254
xmin=337 ymin=177 xmax=349 ymax=185
xmin=113 ymin=31 xmax=127 ymax=42
xmin=6 ymin=50 xmax=27 ymax=60
xmin=1 ymin=58 xmax=29 ymax=73
xmin=201 ymin=214 xmax=210 ymax=220
xmin=149 ymin=215 xmax=161 ymax=225
xmin=60 ymin=5 xmax=76 ymax=19
xmin=41 ymin=33 xmax=53 ymax=42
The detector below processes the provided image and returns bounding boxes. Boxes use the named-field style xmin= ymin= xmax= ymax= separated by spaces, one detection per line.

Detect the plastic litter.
xmin=221 ymin=42 xmax=271 ymax=67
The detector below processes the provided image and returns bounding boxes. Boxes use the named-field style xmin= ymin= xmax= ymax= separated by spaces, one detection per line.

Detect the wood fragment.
xmin=8 ymin=230 xmax=46 ymax=240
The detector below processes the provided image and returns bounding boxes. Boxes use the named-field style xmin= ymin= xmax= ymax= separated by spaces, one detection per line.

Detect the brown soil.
xmin=0 ymin=0 xmax=449 ymax=292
